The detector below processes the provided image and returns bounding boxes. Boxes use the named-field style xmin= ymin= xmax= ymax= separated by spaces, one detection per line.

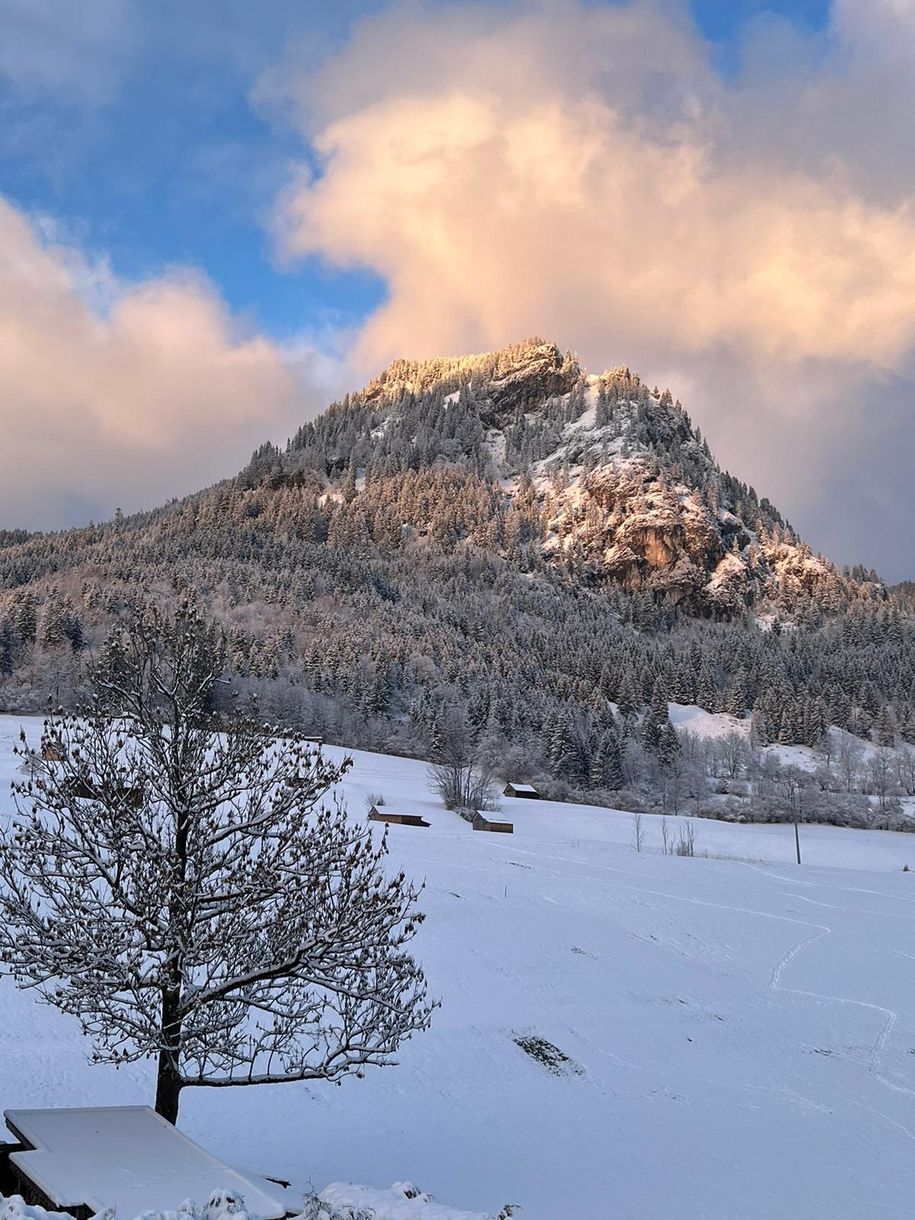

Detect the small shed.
xmin=368 ymin=805 xmax=429 ymax=828
xmin=61 ymin=777 xmax=143 ymax=808
xmin=1 ymin=1107 xmax=289 ymax=1219
xmin=503 ymin=782 xmax=541 ymax=799
xmin=118 ymin=783 xmax=144 ymax=810
xmin=472 ymin=812 xmax=513 ymax=834
xmin=65 ymin=775 xmax=97 ymax=801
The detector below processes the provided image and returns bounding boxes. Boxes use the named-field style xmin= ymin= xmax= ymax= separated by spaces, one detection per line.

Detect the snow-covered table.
xmin=4 ymin=1107 xmax=290 ymax=1219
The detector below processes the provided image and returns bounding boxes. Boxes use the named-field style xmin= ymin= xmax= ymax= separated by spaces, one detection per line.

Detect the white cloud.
xmin=0 ymin=196 xmax=327 ymax=530
xmin=271 ymin=0 xmax=915 ymax=369
xmin=265 ymin=0 xmax=915 ymax=579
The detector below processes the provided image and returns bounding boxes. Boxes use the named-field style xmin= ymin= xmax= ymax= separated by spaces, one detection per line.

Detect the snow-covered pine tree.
xmin=875 ymin=705 xmax=897 ymax=748
xmin=0 ymin=602 xmax=433 ymax=1123
xmin=657 ymin=721 xmax=681 ymax=768
xmin=725 ymin=668 xmax=748 ymax=718
xmin=602 ymin=729 xmax=625 ymax=790
xmin=549 ymin=710 xmax=574 ymax=777
xmin=641 ymin=678 xmax=670 ymax=755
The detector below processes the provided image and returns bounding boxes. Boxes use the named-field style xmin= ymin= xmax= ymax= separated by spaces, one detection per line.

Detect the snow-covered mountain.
xmin=279 ymin=337 xmax=880 ymax=615
xmin=0 ymin=336 xmax=905 ymax=775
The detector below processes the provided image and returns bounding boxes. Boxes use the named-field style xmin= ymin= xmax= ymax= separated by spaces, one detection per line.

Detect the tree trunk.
xmin=156 ymin=984 xmax=184 ymax=1124
xmin=157 ymin=771 xmax=190 ymax=1126
xmin=155 ymin=1049 xmax=183 ymax=1124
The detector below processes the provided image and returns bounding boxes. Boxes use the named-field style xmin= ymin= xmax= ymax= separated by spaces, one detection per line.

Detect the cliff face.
xmin=360 ymin=338 xmax=581 ymax=417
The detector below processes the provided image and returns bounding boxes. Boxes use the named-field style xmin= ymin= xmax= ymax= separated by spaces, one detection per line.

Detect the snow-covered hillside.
xmin=1 ymin=715 xmax=914 ymax=1219
xmin=670 ymin=701 xmax=854 ymax=774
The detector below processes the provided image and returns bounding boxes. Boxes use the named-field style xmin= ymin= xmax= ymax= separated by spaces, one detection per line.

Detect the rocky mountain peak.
xmin=359 ymin=337 xmax=581 ymax=420
xmin=268 ymin=338 xmax=886 ymax=616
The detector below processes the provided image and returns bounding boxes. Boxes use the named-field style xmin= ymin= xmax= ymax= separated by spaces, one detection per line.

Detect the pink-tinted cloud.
xmin=269 ymin=0 xmax=915 ymax=370
xmin=0 ymin=196 xmax=326 ymax=529
xmin=264 ymin=0 xmax=915 ymax=578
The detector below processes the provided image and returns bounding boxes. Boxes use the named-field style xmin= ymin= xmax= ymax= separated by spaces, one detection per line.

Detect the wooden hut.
xmin=368 ymin=805 xmax=429 ymax=828
xmin=503 ymin=782 xmax=541 ymax=799
xmin=117 ymin=783 xmax=144 ymax=810
xmin=65 ymin=775 xmax=97 ymax=801
xmin=472 ymin=812 xmax=513 ymax=834
xmin=62 ymin=776 xmax=144 ymax=807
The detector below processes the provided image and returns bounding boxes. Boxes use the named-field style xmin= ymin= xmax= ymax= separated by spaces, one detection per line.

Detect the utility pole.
xmin=793 ymin=788 xmax=802 ymax=865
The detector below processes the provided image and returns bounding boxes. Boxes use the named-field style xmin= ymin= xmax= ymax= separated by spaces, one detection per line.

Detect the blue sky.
xmin=692 ymin=0 xmax=828 ymax=40
xmin=0 ymin=1 xmax=381 ymax=335
xmin=0 ymin=1 xmax=832 ymax=339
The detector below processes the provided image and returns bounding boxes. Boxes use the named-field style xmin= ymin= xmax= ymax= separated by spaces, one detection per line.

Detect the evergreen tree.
xmin=725 ymin=668 xmax=747 ymax=718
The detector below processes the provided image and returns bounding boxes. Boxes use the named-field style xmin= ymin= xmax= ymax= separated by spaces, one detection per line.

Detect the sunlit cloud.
xmin=0 ymin=196 xmax=331 ymax=529
xmin=1 ymin=0 xmax=911 ymax=578
xmin=264 ymin=0 xmax=915 ymax=578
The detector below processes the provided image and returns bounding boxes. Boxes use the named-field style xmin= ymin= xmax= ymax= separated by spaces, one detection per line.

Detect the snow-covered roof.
xmin=367 ymin=798 xmax=433 ymax=818
xmin=4 ymin=1108 xmax=289 ymax=1220
xmin=504 ymin=782 xmax=538 ymax=794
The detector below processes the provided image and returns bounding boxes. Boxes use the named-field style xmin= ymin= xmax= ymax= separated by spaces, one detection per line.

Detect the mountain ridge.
xmin=0 ymin=336 xmax=877 ymax=617
xmin=0 ymin=336 xmax=908 ymax=802
xmin=250 ymin=336 xmax=881 ymax=615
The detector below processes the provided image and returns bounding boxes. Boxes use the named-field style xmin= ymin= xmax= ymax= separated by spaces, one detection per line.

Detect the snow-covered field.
xmin=2 ymin=716 xmax=915 ymax=1219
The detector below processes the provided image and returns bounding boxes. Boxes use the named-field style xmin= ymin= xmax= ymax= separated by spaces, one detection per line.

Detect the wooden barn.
xmin=62 ymin=777 xmax=143 ymax=808
xmin=472 ymin=812 xmax=514 ymax=834
xmin=368 ymin=805 xmax=429 ymax=828
xmin=503 ymin=782 xmax=541 ymax=799
xmin=64 ymin=775 xmax=97 ymax=801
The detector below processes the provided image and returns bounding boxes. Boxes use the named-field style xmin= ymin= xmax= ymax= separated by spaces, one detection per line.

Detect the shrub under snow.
xmin=0 ymin=1186 xmax=516 ymax=1220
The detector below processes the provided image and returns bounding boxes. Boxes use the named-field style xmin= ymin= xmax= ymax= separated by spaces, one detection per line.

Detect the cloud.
xmin=0 ymin=195 xmax=329 ymax=530
xmin=264 ymin=0 xmax=915 ymax=579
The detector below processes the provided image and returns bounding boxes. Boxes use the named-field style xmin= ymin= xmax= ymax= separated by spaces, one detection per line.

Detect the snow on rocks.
xmin=0 ymin=1190 xmax=498 ymax=1220
xmin=0 ymin=1197 xmax=70 ymax=1220
xmin=4 ymin=1189 xmax=500 ymax=1220
xmin=0 ymin=1196 xmax=255 ymax=1220
xmin=314 ymin=1182 xmax=501 ymax=1219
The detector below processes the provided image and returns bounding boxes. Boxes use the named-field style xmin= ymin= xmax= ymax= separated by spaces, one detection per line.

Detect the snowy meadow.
xmin=0 ymin=716 xmax=913 ymax=1219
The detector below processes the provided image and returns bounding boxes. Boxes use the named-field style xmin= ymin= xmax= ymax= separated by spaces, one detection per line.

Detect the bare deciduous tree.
xmin=893 ymin=747 xmax=915 ymax=797
xmin=428 ymin=706 xmax=500 ymax=814
xmin=429 ymin=758 xmax=500 ymax=814
xmin=866 ymin=748 xmax=897 ymax=813
xmin=0 ymin=603 xmax=433 ymax=1123
xmin=631 ymin=810 xmax=644 ymax=853
xmin=717 ymin=732 xmax=749 ymax=780
xmin=674 ymin=820 xmax=698 ymax=857
xmin=836 ymin=734 xmax=865 ymax=794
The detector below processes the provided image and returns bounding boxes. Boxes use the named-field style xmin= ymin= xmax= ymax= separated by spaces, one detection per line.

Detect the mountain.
xmin=251 ymin=337 xmax=879 ymax=614
xmin=0 ymin=338 xmax=909 ymax=803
